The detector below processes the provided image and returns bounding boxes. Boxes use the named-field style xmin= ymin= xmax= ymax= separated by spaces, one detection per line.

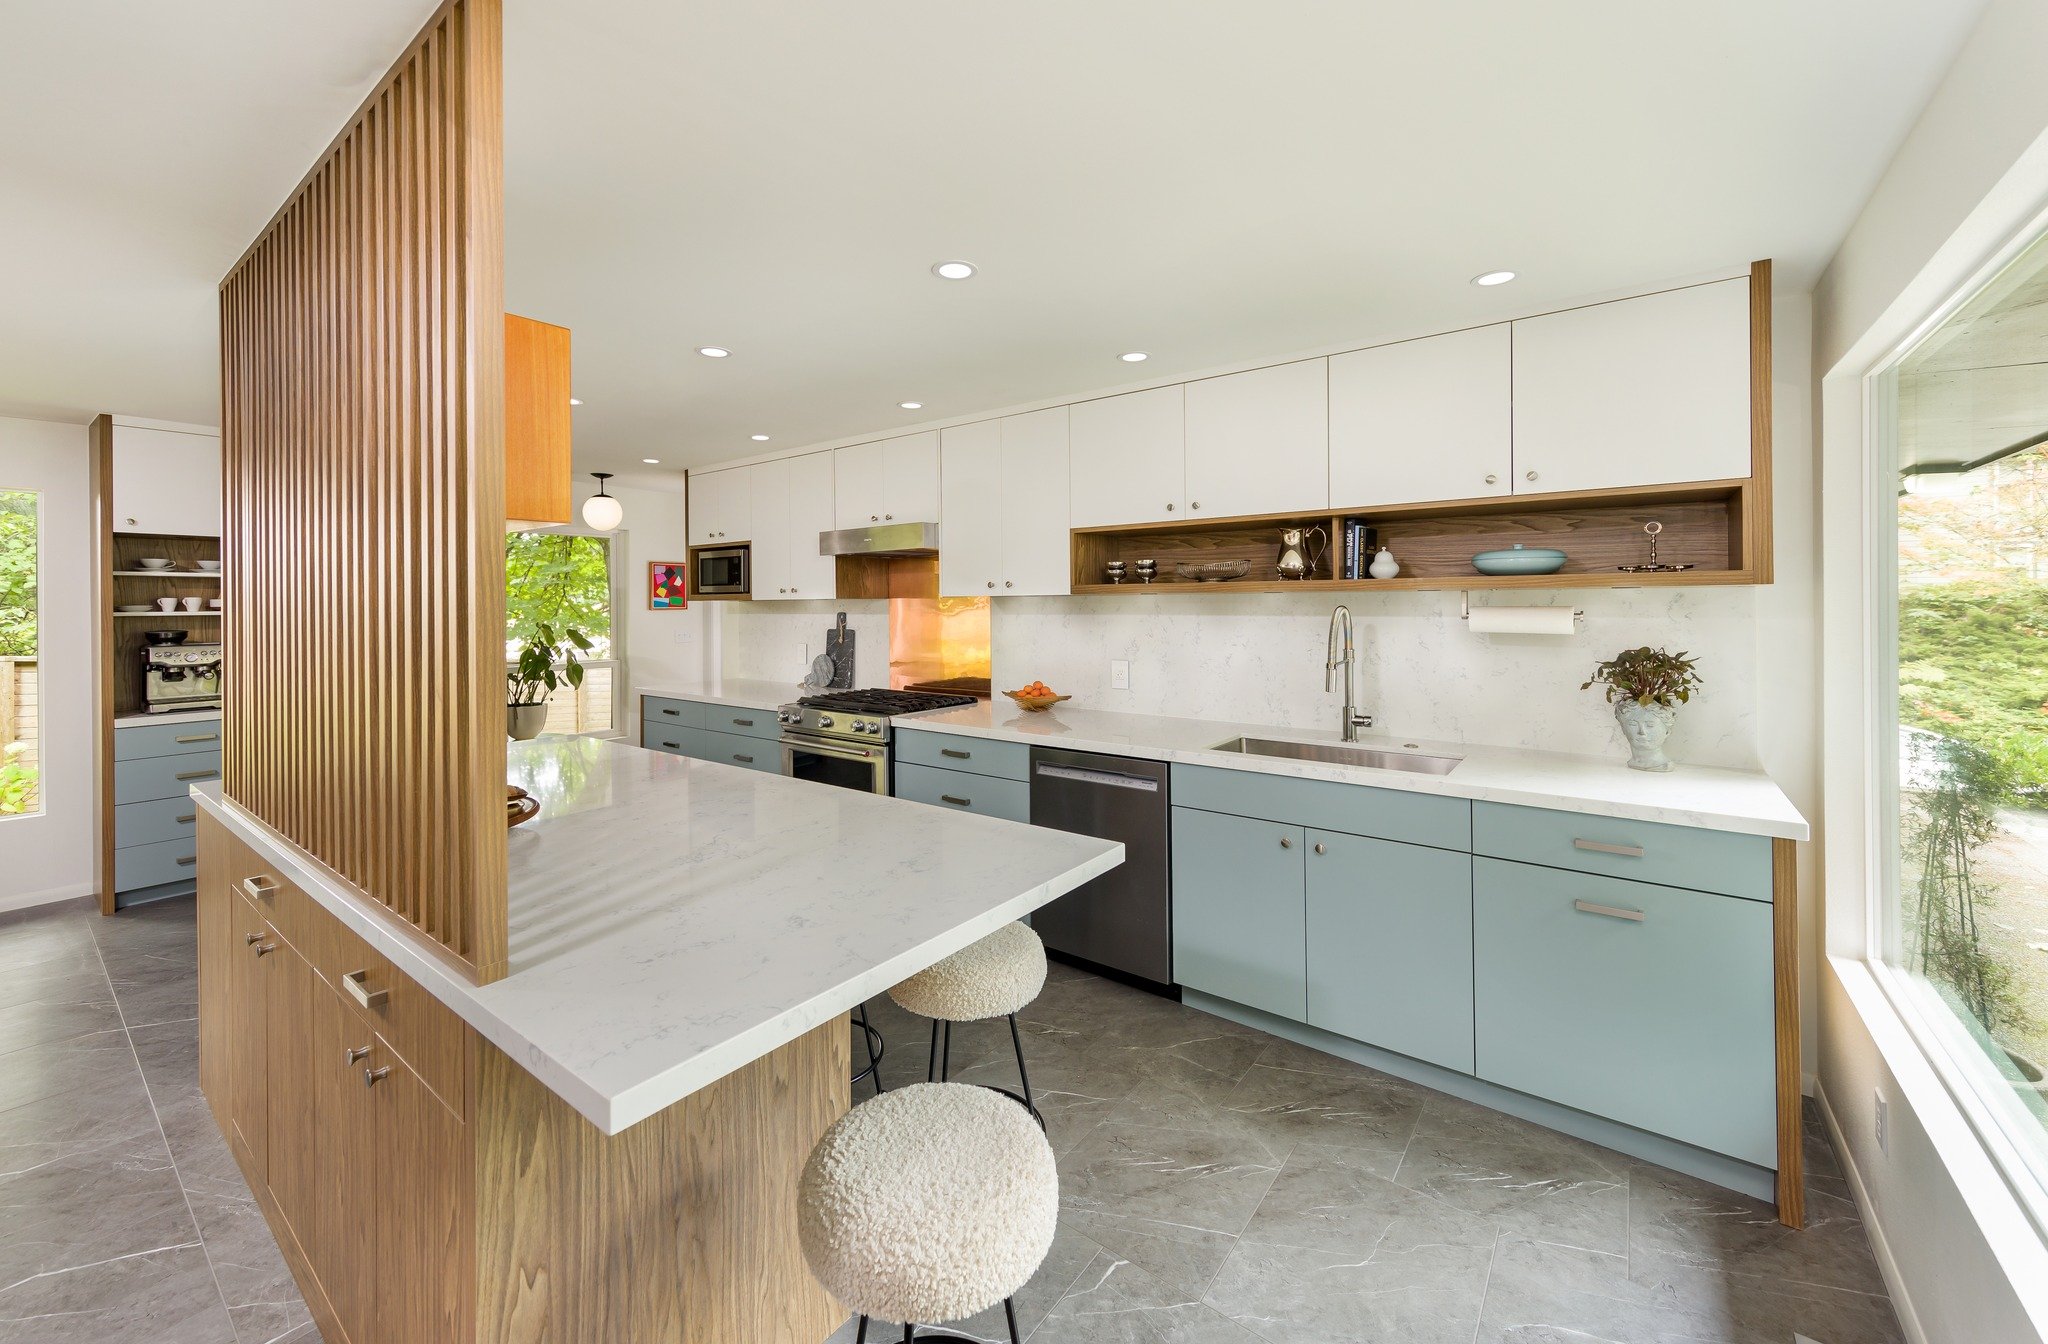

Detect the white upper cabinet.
xmin=940 ymin=410 xmax=1071 ymax=597
xmin=1511 ymin=277 xmax=1752 ymax=495
xmin=744 ymin=457 xmax=790 ymax=595
xmin=1068 ymin=386 xmax=1186 ymax=528
xmin=1329 ymin=325 xmax=1512 ymax=508
xmin=113 ymin=424 xmax=221 ymax=536
xmin=1183 ymin=359 xmax=1328 ymax=519
xmin=835 ymin=432 xmax=941 ymax=529
xmin=750 ymin=452 xmax=835 ymax=600
xmin=687 ymin=467 xmax=750 ymax=545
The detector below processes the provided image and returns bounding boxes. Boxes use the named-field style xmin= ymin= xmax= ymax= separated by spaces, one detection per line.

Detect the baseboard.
xmin=0 ymin=881 xmax=95 ymax=917
xmin=1816 ymin=1079 xmax=1929 ymax=1344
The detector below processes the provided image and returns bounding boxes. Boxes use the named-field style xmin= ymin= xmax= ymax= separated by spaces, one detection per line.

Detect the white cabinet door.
xmin=1068 ymin=386 xmax=1185 ymax=527
xmin=746 ymin=458 xmax=793 ymax=599
xmin=833 ymin=441 xmax=886 ymax=529
xmin=999 ymin=407 xmax=1071 ymax=596
xmin=938 ymin=421 xmax=1003 ymax=598
xmin=113 ymin=425 xmax=221 ymax=535
xmin=1183 ymin=359 xmax=1328 ymax=519
xmin=1511 ymin=277 xmax=1752 ymax=495
xmin=687 ymin=467 xmax=750 ymax=545
xmin=1329 ymin=325 xmax=1512 ymax=508
xmin=882 ymin=432 xmax=941 ymax=524
xmin=784 ymin=451 xmax=837 ymax=600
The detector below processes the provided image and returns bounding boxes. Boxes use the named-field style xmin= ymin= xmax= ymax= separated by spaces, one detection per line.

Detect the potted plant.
xmin=507 ymin=622 xmax=591 ymax=741
xmin=1582 ymin=646 xmax=1701 ymax=772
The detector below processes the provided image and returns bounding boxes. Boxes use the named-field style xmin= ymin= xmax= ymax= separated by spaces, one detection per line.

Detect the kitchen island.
xmin=191 ymin=737 xmax=1121 ymax=1344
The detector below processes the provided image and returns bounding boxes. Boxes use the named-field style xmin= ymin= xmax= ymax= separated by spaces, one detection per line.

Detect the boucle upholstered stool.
xmin=887 ymin=922 xmax=1047 ymax=1124
xmin=798 ymin=1083 xmax=1058 ymax=1343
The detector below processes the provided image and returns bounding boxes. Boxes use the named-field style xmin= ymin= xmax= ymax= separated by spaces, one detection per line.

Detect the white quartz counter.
xmin=194 ymin=739 xmax=1122 ymax=1134
xmin=635 ymin=677 xmax=800 ymax=713
xmin=897 ymin=701 xmax=1808 ymax=841
xmin=115 ymin=706 xmax=223 ymax=727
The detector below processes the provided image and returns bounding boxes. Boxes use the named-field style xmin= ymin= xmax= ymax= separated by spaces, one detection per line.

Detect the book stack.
xmin=1338 ymin=519 xmax=1379 ymax=579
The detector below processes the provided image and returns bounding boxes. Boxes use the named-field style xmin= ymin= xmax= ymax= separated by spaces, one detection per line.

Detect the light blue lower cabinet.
xmin=1472 ymin=855 xmax=1776 ymax=1167
xmin=1170 ymin=806 xmax=1306 ymax=1020
xmin=643 ymin=722 xmax=699 ymax=755
xmin=1305 ymin=832 xmax=1474 ymax=1074
xmin=694 ymin=727 xmax=778 ymax=773
xmin=893 ymin=762 xmax=1031 ymax=823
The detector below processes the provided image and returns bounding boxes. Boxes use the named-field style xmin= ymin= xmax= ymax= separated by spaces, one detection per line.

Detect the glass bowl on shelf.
xmin=1172 ymin=559 xmax=1251 ymax=583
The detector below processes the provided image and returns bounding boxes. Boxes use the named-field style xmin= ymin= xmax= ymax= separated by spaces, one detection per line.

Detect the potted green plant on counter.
xmin=507 ymin=622 xmax=591 ymax=741
xmin=1582 ymin=646 xmax=1702 ymax=772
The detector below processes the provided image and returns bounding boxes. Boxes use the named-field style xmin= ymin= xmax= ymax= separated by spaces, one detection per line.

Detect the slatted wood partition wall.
xmin=219 ymin=0 xmax=508 ymax=981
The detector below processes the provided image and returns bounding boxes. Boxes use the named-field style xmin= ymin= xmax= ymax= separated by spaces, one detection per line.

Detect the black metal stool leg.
xmin=850 ymin=1002 xmax=886 ymax=1094
xmin=941 ymin=1021 xmax=953 ymax=1080
xmin=1005 ymin=1296 xmax=1021 ymax=1343
xmin=855 ymin=1316 xmax=868 ymax=1344
xmin=927 ymin=1019 xmax=941 ymax=1082
xmin=1007 ymin=1015 xmax=1044 ymax=1129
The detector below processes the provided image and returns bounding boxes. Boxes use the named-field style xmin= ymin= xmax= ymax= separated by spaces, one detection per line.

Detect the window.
xmin=0 ymin=490 xmax=38 ymax=817
xmin=506 ymin=529 xmax=623 ymax=736
xmin=1876 ymin=227 xmax=2048 ymax=1209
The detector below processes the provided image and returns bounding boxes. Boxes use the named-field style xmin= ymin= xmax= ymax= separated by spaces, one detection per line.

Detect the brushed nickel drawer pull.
xmin=363 ymin=1066 xmax=391 ymax=1088
xmin=173 ymin=733 xmax=220 ymax=744
xmin=176 ymin=813 xmax=195 ymax=824
xmin=176 ymin=855 xmax=197 ymax=867
xmin=732 ymin=717 xmax=755 ymax=727
xmin=342 ymin=969 xmax=390 ymax=1009
xmin=244 ymin=931 xmax=263 ymax=945
xmin=175 ymin=768 xmax=219 ymax=782
xmin=940 ymin=748 xmax=971 ymax=759
xmin=1574 ymin=899 xmax=1645 ymax=923
xmin=940 ymin=794 xmax=971 ymax=806
xmin=1572 ymin=838 xmax=1644 ymax=858
xmin=253 ymin=942 xmax=277 ymax=956
xmin=1313 ymin=842 xmax=1326 ymax=855
xmin=733 ymin=754 xmax=755 ymax=764
xmin=661 ymin=740 xmax=682 ymax=750
xmin=240 ymin=876 xmax=278 ymax=900
xmin=661 ymin=707 xmax=680 ymax=716
xmin=345 ymin=1045 xmax=372 ymax=1064
xmin=1279 ymin=835 xmax=1293 ymax=849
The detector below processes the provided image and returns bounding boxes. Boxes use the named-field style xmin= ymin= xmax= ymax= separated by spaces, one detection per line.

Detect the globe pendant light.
xmin=582 ymin=471 xmax=623 ymax=531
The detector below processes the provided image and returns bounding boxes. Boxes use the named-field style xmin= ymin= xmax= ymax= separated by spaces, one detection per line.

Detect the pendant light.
xmin=582 ymin=471 xmax=623 ymax=531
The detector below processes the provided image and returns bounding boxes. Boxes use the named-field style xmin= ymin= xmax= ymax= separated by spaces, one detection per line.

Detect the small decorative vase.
xmin=1614 ymin=699 xmax=1676 ymax=772
xmin=507 ymin=703 xmax=547 ymax=741
xmin=1368 ymin=548 xmax=1400 ymax=580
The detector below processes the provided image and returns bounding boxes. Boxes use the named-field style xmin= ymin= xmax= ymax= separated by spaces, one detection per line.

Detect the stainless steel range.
xmin=777 ymin=688 xmax=980 ymax=794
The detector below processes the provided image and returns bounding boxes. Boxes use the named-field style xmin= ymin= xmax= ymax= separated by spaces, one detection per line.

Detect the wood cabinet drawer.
xmin=702 ymin=705 xmax=779 ymax=739
xmin=114 ymin=750 xmax=221 ymax=805
xmin=115 ymin=796 xmax=202 ymax=849
xmin=1170 ymin=762 xmax=1470 ymax=851
xmin=642 ymin=696 xmax=707 ymax=730
xmin=115 ymin=835 xmax=200 ymax=892
xmin=896 ymin=731 xmax=1031 ymax=782
xmin=221 ymin=831 xmax=311 ymax=954
xmin=893 ymin=762 xmax=1031 ymax=823
xmin=1472 ymin=857 xmax=1774 ymax=1166
xmin=114 ymin=719 xmax=224 ymax=761
xmin=319 ymin=915 xmax=468 ymax=1119
xmin=1471 ymin=801 xmax=1771 ymax=901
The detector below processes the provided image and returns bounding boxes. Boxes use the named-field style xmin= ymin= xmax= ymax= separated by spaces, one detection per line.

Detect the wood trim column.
xmin=1773 ymin=835 xmax=1805 ymax=1228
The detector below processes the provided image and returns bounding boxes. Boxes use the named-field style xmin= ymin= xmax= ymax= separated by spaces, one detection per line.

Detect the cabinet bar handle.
xmin=176 ymin=855 xmax=197 ymax=867
xmin=733 ymin=754 xmax=755 ymax=764
xmin=174 ymin=733 xmax=219 ymax=744
xmin=176 ymin=813 xmax=195 ymax=824
xmin=240 ymin=876 xmax=278 ymax=900
xmin=175 ymin=769 xmax=218 ymax=782
xmin=940 ymin=748 xmax=971 ymax=759
xmin=363 ymin=1066 xmax=391 ymax=1088
xmin=940 ymin=795 xmax=971 ymax=806
xmin=732 ymin=718 xmax=755 ymax=726
xmin=661 ymin=708 xmax=680 ymax=716
xmin=342 ymin=969 xmax=390 ymax=1009
xmin=1572 ymin=838 xmax=1644 ymax=858
xmin=661 ymin=740 xmax=682 ymax=750
xmin=1574 ymin=899 xmax=1645 ymax=923
xmin=345 ymin=1045 xmax=372 ymax=1064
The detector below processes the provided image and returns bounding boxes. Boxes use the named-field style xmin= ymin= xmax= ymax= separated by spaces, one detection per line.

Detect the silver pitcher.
xmin=1277 ymin=526 xmax=1327 ymax=580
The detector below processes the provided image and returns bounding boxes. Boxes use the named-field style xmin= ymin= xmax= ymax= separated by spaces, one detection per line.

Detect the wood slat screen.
xmin=219 ymin=0 xmax=508 ymax=980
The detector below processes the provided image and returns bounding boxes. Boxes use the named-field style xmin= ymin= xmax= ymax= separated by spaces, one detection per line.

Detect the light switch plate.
xmin=1110 ymin=659 xmax=1130 ymax=690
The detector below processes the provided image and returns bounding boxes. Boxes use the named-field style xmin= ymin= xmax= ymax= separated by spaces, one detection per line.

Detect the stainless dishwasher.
xmin=1028 ymin=747 xmax=1172 ymax=988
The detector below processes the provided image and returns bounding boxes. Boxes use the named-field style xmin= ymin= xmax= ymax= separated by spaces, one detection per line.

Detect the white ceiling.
xmin=0 ymin=1 xmax=1990 ymax=486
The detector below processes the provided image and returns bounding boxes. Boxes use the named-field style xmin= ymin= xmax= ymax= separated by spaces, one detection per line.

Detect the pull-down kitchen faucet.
xmin=1326 ymin=605 xmax=1373 ymax=742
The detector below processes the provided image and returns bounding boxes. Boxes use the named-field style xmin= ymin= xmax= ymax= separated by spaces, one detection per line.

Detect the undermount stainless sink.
xmin=1210 ymin=736 xmax=1464 ymax=775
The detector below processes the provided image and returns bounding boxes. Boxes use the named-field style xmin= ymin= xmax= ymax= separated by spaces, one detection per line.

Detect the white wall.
xmin=608 ymin=481 xmax=714 ymax=691
xmin=0 ymin=416 xmax=93 ymax=912
xmin=1813 ymin=1 xmax=2048 ymax=1339
xmin=720 ymin=599 xmax=890 ymax=690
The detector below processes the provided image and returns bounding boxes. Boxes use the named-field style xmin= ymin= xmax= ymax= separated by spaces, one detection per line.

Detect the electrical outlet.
xmin=1110 ymin=659 xmax=1131 ymax=690
xmin=1875 ymin=1090 xmax=1889 ymax=1153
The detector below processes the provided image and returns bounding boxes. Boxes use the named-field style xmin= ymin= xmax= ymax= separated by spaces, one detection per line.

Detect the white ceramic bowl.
xmin=136 ymin=558 xmax=173 ymax=570
xmin=195 ymin=559 xmax=222 ymax=572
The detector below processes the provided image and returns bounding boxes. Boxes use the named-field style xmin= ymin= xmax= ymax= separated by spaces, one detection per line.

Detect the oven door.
xmin=780 ymin=732 xmax=889 ymax=794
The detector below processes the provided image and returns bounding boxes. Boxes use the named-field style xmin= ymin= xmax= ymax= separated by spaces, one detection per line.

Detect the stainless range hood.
xmin=818 ymin=521 xmax=939 ymax=556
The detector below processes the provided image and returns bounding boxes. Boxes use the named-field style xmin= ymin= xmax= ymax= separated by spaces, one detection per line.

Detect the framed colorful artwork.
xmin=649 ymin=562 xmax=688 ymax=609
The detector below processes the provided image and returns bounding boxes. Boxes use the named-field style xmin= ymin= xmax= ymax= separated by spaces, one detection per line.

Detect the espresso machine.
xmin=142 ymin=641 xmax=224 ymax=713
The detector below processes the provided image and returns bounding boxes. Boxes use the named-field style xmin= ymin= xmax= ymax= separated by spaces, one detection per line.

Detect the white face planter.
xmin=1615 ymin=699 xmax=1678 ymax=772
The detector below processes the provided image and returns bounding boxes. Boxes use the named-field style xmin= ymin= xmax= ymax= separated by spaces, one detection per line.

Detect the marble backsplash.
xmin=720 ymin=599 xmax=891 ymax=690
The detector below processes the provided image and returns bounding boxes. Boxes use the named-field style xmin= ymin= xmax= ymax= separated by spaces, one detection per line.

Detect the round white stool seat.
xmin=889 ymin=922 xmax=1046 ymax=1023
xmin=798 ymin=1083 xmax=1058 ymax=1329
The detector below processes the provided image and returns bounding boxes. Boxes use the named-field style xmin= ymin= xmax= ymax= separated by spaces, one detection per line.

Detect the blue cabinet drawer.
xmin=1170 ymin=763 xmax=1470 ymax=852
xmin=643 ymin=723 xmax=701 ymax=755
xmin=115 ymin=751 xmax=221 ymax=805
xmin=893 ymin=762 xmax=1030 ymax=823
xmin=642 ymin=696 xmax=707 ymax=730
xmin=1472 ymin=856 xmax=1775 ymax=1166
xmin=702 ymin=705 xmax=779 ymax=740
xmin=116 ymin=835 xmax=199 ymax=893
xmin=696 ymin=727 xmax=778 ymax=772
xmin=116 ymin=796 xmax=202 ymax=849
xmin=1472 ymin=802 xmax=1771 ymax=902
xmin=896 ymin=731 xmax=1031 ymax=782
xmin=114 ymin=719 xmax=223 ymax=761
xmin=1171 ymin=806 xmax=1307 ymax=1019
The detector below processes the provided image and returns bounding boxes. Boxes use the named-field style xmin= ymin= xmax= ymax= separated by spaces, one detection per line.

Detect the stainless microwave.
xmin=694 ymin=544 xmax=750 ymax=596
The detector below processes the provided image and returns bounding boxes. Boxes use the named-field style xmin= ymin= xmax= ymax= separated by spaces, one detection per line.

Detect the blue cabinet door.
xmin=1306 ymin=831 xmax=1474 ymax=1073
xmin=1170 ymin=806 xmax=1306 ymax=1020
xmin=1472 ymin=856 xmax=1775 ymax=1166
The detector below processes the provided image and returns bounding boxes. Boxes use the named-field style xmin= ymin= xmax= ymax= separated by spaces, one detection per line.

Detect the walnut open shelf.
xmin=1069 ymin=478 xmax=1764 ymax=594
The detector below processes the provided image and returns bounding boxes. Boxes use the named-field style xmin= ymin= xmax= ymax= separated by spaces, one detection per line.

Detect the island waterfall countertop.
xmin=894 ymin=701 xmax=1809 ymax=841
xmin=192 ymin=738 xmax=1122 ymax=1134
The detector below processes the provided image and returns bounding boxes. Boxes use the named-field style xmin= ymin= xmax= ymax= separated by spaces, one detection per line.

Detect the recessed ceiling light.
xmin=750 ymin=434 xmax=771 ymax=442
xmin=931 ymin=260 xmax=976 ymax=280
xmin=899 ymin=401 xmax=923 ymax=410
xmin=569 ymin=397 xmax=584 ymax=406
xmin=642 ymin=458 xmax=661 ymax=464
xmin=697 ymin=346 xmax=731 ymax=358
xmin=1120 ymin=351 xmax=1149 ymax=363
xmin=1471 ymin=270 xmax=1517 ymax=287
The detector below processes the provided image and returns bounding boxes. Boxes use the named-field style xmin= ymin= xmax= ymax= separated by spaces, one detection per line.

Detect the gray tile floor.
xmin=1 ymin=896 xmax=1901 ymax=1344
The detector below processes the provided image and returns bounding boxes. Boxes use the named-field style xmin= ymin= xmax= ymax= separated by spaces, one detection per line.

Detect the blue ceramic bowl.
xmin=1471 ymin=544 xmax=1567 ymax=575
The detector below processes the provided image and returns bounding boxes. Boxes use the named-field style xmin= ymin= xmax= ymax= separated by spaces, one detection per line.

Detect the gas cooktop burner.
xmin=794 ymin=688 xmax=979 ymax=715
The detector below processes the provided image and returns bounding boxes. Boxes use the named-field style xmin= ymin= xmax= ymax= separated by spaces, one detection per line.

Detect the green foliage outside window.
xmin=1899 ymin=582 xmax=2048 ymax=794
xmin=0 ymin=491 xmax=35 ymax=659
xmin=505 ymin=532 xmax=612 ymax=657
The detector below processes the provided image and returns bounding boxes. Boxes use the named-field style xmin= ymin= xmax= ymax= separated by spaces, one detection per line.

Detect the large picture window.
xmin=1877 ymin=228 xmax=2048 ymax=1206
xmin=506 ymin=529 xmax=622 ymax=736
xmin=0 ymin=489 xmax=38 ymax=817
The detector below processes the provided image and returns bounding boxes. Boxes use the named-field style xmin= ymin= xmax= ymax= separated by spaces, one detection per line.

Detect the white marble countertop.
xmin=635 ymin=677 xmax=801 ymax=713
xmin=896 ymin=702 xmax=1808 ymax=841
xmin=193 ymin=738 xmax=1121 ymax=1134
xmin=115 ymin=707 xmax=223 ymax=726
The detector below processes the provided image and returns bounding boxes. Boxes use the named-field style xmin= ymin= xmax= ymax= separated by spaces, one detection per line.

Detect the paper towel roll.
xmin=1466 ymin=605 xmax=1577 ymax=636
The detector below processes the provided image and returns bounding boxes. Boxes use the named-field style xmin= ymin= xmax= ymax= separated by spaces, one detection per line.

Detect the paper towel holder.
xmin=1460 ymin=592 xmax=1583 ymax=623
